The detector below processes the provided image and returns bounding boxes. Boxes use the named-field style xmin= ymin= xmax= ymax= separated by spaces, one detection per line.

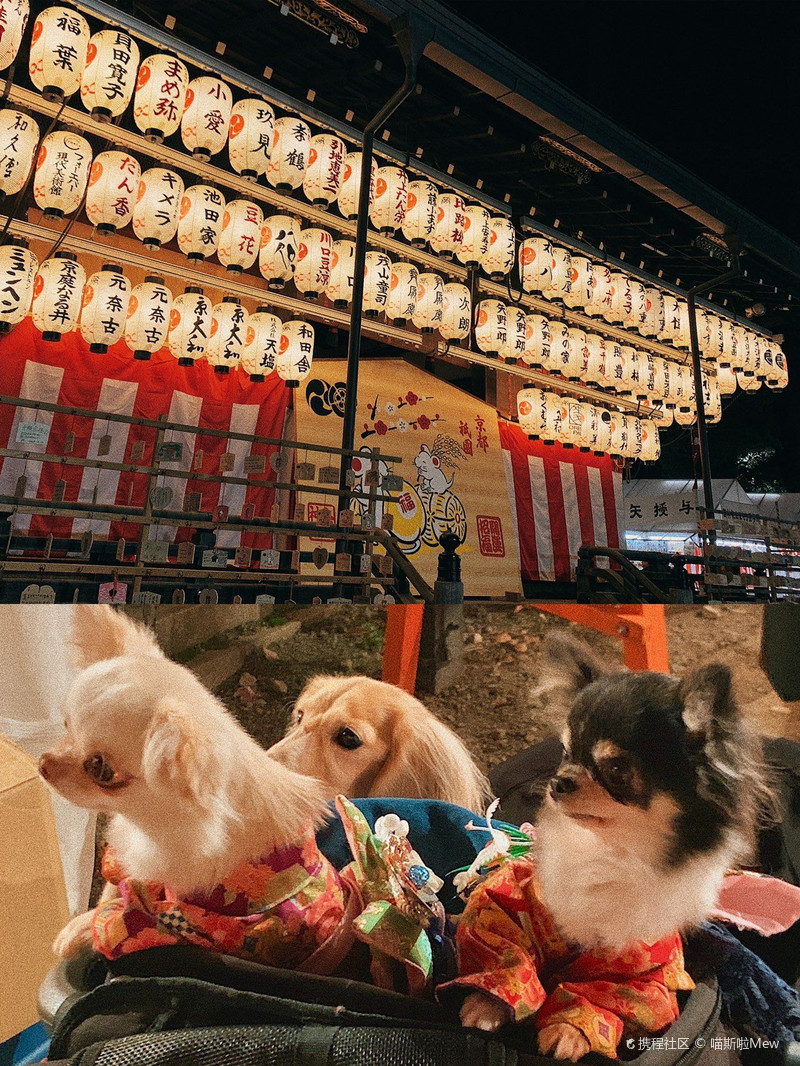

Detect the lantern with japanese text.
xmin=363 ymin=250 xmax=391 ymax=317
xmin=228 ymin=98 xmax=274 ymax=180
xmin=599 ymin=338 xmax=626 ymax=392
xmin=177 ymin=184 xmax=225 ymax=261
xmin=31 ymin=251 xmax=85 ymax=340
xmin=168 ymin=286 xmax=210 ymax=365
xmin=582 ymin=333 xmax=606 ymax=387
xmin=326 ymin=239 xmax=355 ymax=307
xmin=474 ymin=298 xmax=507 ymax=357
xmin=294 ymin=227 xmax=332 ymax=298
xmin=541 ymin=392 xmax=569 ymax=445
xmin=0 ymin=108 xmax=38 ymax=200
xmin=547 ymin=320 xmax=572 ymax=377
xmin=457 ymin=204 xmax=490 ymax=268
xmin=604 ymin=271 xmax=631 ymax=324
xmin=545 ymin=246 xmax=572 ymax=302
xmin=563 ymin=399 xmax=589 ymax=450
xmin=659 ymin=293 xmax=682 ymax=344
xmin=259 ymin=213 xmax=298 ymax=289
xmin=80 ymin=29 xmax=139 ymax=120
xmin=639 ymin=419 xmax=661 ymax=463
xmin=624 ymin=347 xmax=649 ymax=402
xmin=29 ymin=5 xmax=89 ymax=101
xmin=124 ymin=275 xmax=171 ymax=359
xmin=732 ymin=325 xmax=751 ymax=374
xmin=563 ymin=255 xmax=592 ymax=311
xmin=522 ymin=313 xmax=550 ymax=368
xmin=718 ymin=317 xmax=736 ymax=367
xmin=430 ymin=191 xmax=465 ymax=260
xmin=0 ymin=238 xmax=36 ymax=333
xmin=277 ymin=320 xmax=314 ymax=387
xmin=440 ymin=282 xmax=471 ymax=342
xmin=482 ymin=216 xmax=515 ymax=280
xmin=625 ymin=279 xmax=648 ymax=332
xmin=716 ymin=364 xmax=737 ymax=395
xmin=771 ymin=349 xmax=789 ymax=392
xmin=750 ymin=333 xmax=765 ymax=380
xmin=370 ymin=165 xmax=408 ymax=235
xmin=640 ymin=286 xmax=664 ymax=337
xmin=0 ymin=0 xmax=29 ymax=72
xmin=181 ymin=76 xmax=232 ymax=160
xmin=701 ymin=372 xmax=722 ymax=423
xmin=79 ymin=263 xmax=129 ymax=352
xmin=401 ymin=180 xmax=437 ymax=247
xmin=651 ymin=357 xmax=674 ymax=406
xmin=266 ymin=116 xmax=310 ymax=191
xmin=736 ymin=370 xmax=762 ymax=393
xmin=133 ymin=53 xmax=189 ymax=142
xmin=586 ymin=262 xmax=612 ymax=318
xmin=703 ymin=312 xmax=723 ymax=358
xmin=502 ymin=305 xmax=528 ymax=364
xmin=412 ymin=272 xmax=444 ymax=333
xmin=564 ymin=326 xmax=588 ymax=380
xmin=303 ymin=133 xmax=346 ymax=207
xmin=207 ymin=296 xmax=247 ymax=374
xmin=674 ymin=402 xmax=697 ymax=425
xmin=516 ymin=386 xmax=547 ymax=439
xmin=216 ymin=199 xmax=263 ymax=274
xmin=519 ymin=236 xmax=554 ymax=295
xmin=33 ymin=130 xmax=91 ymax=218
xmin=386 ymin=261 xmax=418 ymax=325
xmin=241 ymin=306 xmax=281 ymax=381
xmin=337 ymin=152 xmax=374 ymax=220
xmin=85 ymin=150 xmax=140 ymax=234
xmin=132 ymin=166 xmax=184 ymax=249
xmin=586 ymin=404 xmax=614 ymax=455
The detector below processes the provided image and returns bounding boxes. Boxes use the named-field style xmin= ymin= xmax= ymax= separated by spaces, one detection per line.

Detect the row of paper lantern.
xmin=0 ymin=240 xmax=314 ymax=384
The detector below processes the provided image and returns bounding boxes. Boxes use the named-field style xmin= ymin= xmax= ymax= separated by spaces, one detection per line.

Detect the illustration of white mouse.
xmin=414 ymin=444 xmax=454 ymax=494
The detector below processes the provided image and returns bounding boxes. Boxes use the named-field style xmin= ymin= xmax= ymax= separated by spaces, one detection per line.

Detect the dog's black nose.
xmin=550 ymin=774 xmax=579 ymax=796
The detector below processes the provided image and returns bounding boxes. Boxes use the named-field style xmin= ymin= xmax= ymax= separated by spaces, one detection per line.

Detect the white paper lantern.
xmin=604 ymin=272 xmax=631 ymax=324
xmin=563 ymin=399 xmax=589 ymax=449
xmin=241 ymin=306 xmax=281 ymax=380
xmin=659 ymin=293 xmax=682 ymax=344
xmin=522 ymin=313 xmax=551 ymax=368
xmin=33 ymin=130 xmax=91 ymax=219
xmin=31 ymin=251 xmax=85 ymax=340
xmin=623 ymin=347 xmax=649 ymax=401
xmin=180 ymin=75 xmax=233 ymax=161
xmin=0 ymin=0 xmax=29 ymax=72
xmin=750 ymin=333 xmax=766 ymax=380
xmin=370 ymin=165 xmax=408 ymax=235
xmin=547 ymin=320 xmax=572 ymax=377
xmin=337 ymin=152 xmax=374 ymax=220
xmin=672 ymin=363 xmax=695 ymax=414
xmin=733 ymin=325 xmax=752 ymax=374
xmin=716 ymin=364 xmax=737 ymax=395
xmin=701 ymin=372 xmax=722 ymax=424
xmin=294 ymin=227 xmax=332 ymax=297
xmin=651 ymin=357 xmax=674 ymax=405
xmin=325 ymin=239 xmax=355 ymax=307
xmin=519 ymin=236 xmax=554 ymax=295
xmin=207 ymin=297 xmax=247 ymax=374
xmin=216 ymin=199 xmax=263 ymax=274
xmin=266 ymin=116 xmax=310 ymax=191
xmin=703 ymin=312 xmax=723 ymax=358
xmin=386 ymin=261 xmax=418 ymax=324
xmin=674 ymin=403 xmax=697 ymax=425
xmin=586 ymin=263 xmax=612 ymax=318
xmin=582 ymin=333 xmax=606 ymax=386
xmin=168 ymin=286 xmax=210 ymax=365
xmin=412 ymin=272 xmax=444 ymax=333
xmin=401 ymin=180 xmax=437 ymax=246
xmin=0 ymin=108 xmax=39 ymax=200
xmin=545 ymin=246 xmax=572 ymax=303
xmin=29 ymin=5 xmax=89 ymax=101
xmin=440 ymin=282 xmax=471 ymax=342
xmin=302 ymin=133 xmax=346 ymax=207
xmin=132 ymin=53 xmax=189 ymax=142
xmin=624 ymin=279 xmax=648 ymax=332
xmin=474 ymin=298 xmax=507 ymax=356
xmin=277 ymin=319 xmax=314 ymax=387
xmin=132 ymin=166 xmax=184 ymax=249
xmin=80 ymin=29 xmax=139 ymax=120
xmin=228 ymin=98 xmax=274 ymax=180
xmin=363 ymin=250 xmax=391 ymax=317
xmin=85 ymin=150 xmax=140 ymax=235
xmin=177 ymin=184 xmax=225 ymax=261
xmin=718 ymin=317 xmax=736 ymax=367
xmin=736 ymin=370 xmax=762 ymax=393
xmin=124 ymin=275 xmax=171 ymax=359
xmin=259 ymin=214 xmax=299 ymax=289
xmin=599 ymin=338 xmax=627 ymax=392
xmin=771 ymin=349 xmax=789 ymax=392
xmin=541 ymin=392 xmax=570 ymax=445
xmin=640 ymin=286 xmax=664 ymax=338
xmin=457 ymin=204 xmax=490 ymax=268
xmin=516 ymin=386 xmax=546 ymax=438
xmin=482 ymin=216 xmax=515 ymax=280
xmin=563 ymin=255 xmax=592 ymax=311
xmin=501 ymin=305 xmax=527 ymax=364
xmin=430 ymin=191 xmax=465 ymax=260
xmin=564 ymin=326 xmax=589 ymax=380
xmin=639 ymin=419 xmax=661 ymax=463
xmin=0 ymin=238 xmax=36 ymax=333
xmin=79 ymin=264 xmax=129 ymax=352
xmin=585 ymin=404 xmax=614 ymax=455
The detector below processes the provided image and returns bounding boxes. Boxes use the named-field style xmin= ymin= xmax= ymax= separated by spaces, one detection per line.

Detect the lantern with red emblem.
xmin=168 ymin=286 xmax=210 ymax=365
xmin=337 ymin=152 xmax=375 ymax=220
xmin=266 ymin=116 xmax=310 ymax=191
xmin=604 ymin=272 xmax=631 ymax=324
xmin=177 ymin=184 xmax=225 ymax=261
xmin=474 ymin=299 xmax=507 ymax=357
xmin=133 ymin=53 xmax=189 ymax=142
xmin=124 ymin=275 xmax=171 ymax=359
xmin=29 ymin=5 xmax=89 ymax=102
xmin=277 ymin=320 xmax=314 ymax=387
xmin=430 ymin=192 xmax=465 ymax=260
xmin=207 ymin=297 xmax=248 ymax=374
xmin=516 ymin=386 xmax=547 ymax=439
xmin=563 ymin=256 xmax=592 ymax=311
xmin=217 ymin=199 xmax=263 ymax=274
xmin=440 ymin=282 xmax=471 ymax=342
xmin=502 ymin=305 xmax=528 ymax=364
xmin=401 ymin=180 xmax=438 ymax=247
xmin=79 ymin=264 xmax=129 ymax=352
xmin=0 ymin=109 xmax=39 ymax=200
xmin=80 ymin=29 xmax=139 ymax=120
xmin=0 ymin=238 xmax=37 ymax=334
xmin=33 ymin=130 xmax=92 ymax=219
xmin=31 ymin=251 xmax=85 ymax=341
xmin=386 ymin=261 xmax=418 ymax=325
xmin=132 ymin=166 xmax=184 ymax=249
xmin=85 ymin=151 xmax=140 ymax=235
xmin=181 ymin=76 xmax=233 ymax=160
xmin=0 ymin=0 xmax=29 ymax=72
xmin=586 ymin=262 xmax=612 ymax=318
xmin=259 ymin=214 xmax=299 ymax=289
xmin=303 ymin=133 xmax=346 ymax=207
xmin=482 ymin=216 xmax=515 ymax=280
xmin=544 ymin=246 xmax=572 ymax=302
xmin=625 ymin=279 xmax=648 ymax=332
xmin=519 ymin=236 xmax=554 ymax=295
xmin=228 ymin=98 xmax=274 ymax=180
xmin=412 ymin=272 xmax=444 ymax=333
xmin=241 ymin=307 xmax=281 ymax=381
xmin=640 ymin=286 xmax=664 ymax=338
xmin=456 ymin=204 xmax=490 ymax=268
xmin=294 ymin=228 xmax=332 ymax=298
xmin=363 ymin=251 xmax=391 ymax=317
xmin=326 ymin=240 xmax=355 ymax=307
xmin=370 ymin=166 xmax=408 ymax=235
xmin=522 ymin=313 xmax=551 ymax=369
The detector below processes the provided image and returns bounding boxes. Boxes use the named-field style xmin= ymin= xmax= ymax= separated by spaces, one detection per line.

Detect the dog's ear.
xmin=142 ymin=698 xmax=213 ymax=799
xmin=534 ymin=631 xmax=608 ymax=716
xmin=72 ymin=605 xmax=163 ymax=668
xmin=679 ymin=663 xmax=737 ymax=747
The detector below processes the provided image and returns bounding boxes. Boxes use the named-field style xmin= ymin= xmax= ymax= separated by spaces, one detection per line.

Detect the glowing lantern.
xmin=79 ymin=264 xmax=129 ymax=352
xmin=80 ymin=29 xmax=139 ymax=120
xmin=124 ymin=275 xmax=171 ymax=359
xmin=474 ymin=299 xmax=508 ymax=357
xmin=502 ymin=305 xmax=528 ymax=363
xmin=266 ymin=116 xmax=310 ymax=191
xmin=672 ymin=363 xmax=695 ymax=414
xmin=604 ymin=272 xmax=631 ymax=324
xmin=599 ymin=339 xmax=626 ymax=392
xmin=386 ymin=261 xmax=418 ymax=325
xmin=733 ymin=325 xmax=751 ymax=374
xmin=701 ymin=372 xmax=722 ymax=424
xmin=748 ymin=333 xmax=763 ymax=380
xmin=674 ymin=403 xmax=697 ymax=425
xmin=177 ymin=184 xmax=225 ymax=261
xmin=624 ymin=348 xmax=649 ymax=402
xmin=718 ymin=317 xmax=736 ymax=367
xmin=412 ymin=272 xmax=444 ymax=333
xmin=180 ymin=76 xmax=232 ymax=161
xmin=519 ymin=236 xmax=554 ymax=295
xmin=217 ymin=199 xmax=263 ymax=274
xmin=716 ymin=364 xmax=737 ymax=395
xmin=563 ymin=399 xmax=589 ymax=449
xmin=586 ymin=405 xmax=614 ymax=455
xmin=29 ymin=5 xmax=89 ymax=101
xmin=430 ymin=192 xmax=465 ymax=260
xmin=516 ymin=386 xmax=547 ymax=438
xmin=659 ymin=293 xmax=683 ymax=344
xmin=563 ymin=256 xmax=592 ymax=311
xmin=259 ymin=214 xmax=298 ymax=289
xmin=303 ymin=133 xmax=346 ymax=207
xmin=85 ymin=151 xmax=140 ymax=234
xmin=541 ymin=392 xmax=569 ymax=445
xmin=241 ymin=307 xmax=281 ymax=380
xmin=31 ymin=251 xmax=85 ymax=340
xmin=736 ymin=370 xmax=762 ymax=393
xmin=0 ymin=238 xmax=37 ymax=333
xmin=0 ymin=0 xmax=29 ymax=72
xmin=522 ymin=313 xmax=551 ymax=368
xmin=624 ymin=279 xmax=648 ymax=332
xmin=0 ymin=109 xmax=38 ymax=200
xmin=294 ymin=227 xmax=332 ymax=297
xmin=440 ymin=282 xmax=471 ymax=342
xmin=640 ymin=286 xmax=664 ymax=337
xmin=33 ymin=130 xmax=91 ymax=218
xmin=207 ymin=297 xmax=247 ymax=374
xmin=639 ymin=419 xmax=661 ymax=463
xmin=565 ymin=326 xmax=588 ymax=380
xmin=586 ymin=263 xmax=612 ymax=318
xmin=132 ymin=166 xmax=184 ymax=249
xmin=547 ymin=320 xmax=572 ymax=377
xmin=370 ymin=166 xmax=408 ymax=235
xmin=228 ymin=98 xmax=274 ymax=180
xmin=651 ymin=357 xmax=675 ymax=406
xmin=337 ymin=152 xmax=375 ymax=220
xmin=457 ymin=204 xmax=490 ymax=268
xmin=363 ymin=250 xmax=391 ymax=317
xmin=482 ymin=216 xmax=515 ymax=279
xmin=771 ymin=349 xmax=789 ymax=392
xmin=703 ymin=312 xmax=723 ymax=358
xmin=651 ymin=403 xmax=673 ymax=428
xmin=133 ymin=53 xmax=189 ymax=142
xmin=168 ymin=286 xmax=210 ymax=365
xmin=626 ymin=415 xmax=645 ymax=459
xmin=326 ymin=239 xmax=355 ymax=307
xmin=401 ymin=180 xmax=438 ymax=246
xmin=582 ymin=333 xmax=606 ymax=387
xmin=277 ymin=320 xmax=314 ymax=387
xmin=544 ymin=246 xmax=572 ymax=302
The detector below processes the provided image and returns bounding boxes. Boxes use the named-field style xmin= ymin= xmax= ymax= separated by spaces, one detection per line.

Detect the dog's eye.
xmin=83 ymin=754 xmax=115 ymax=784
xmin=334 ymin=727 xmax=362 ymax=750
xmin=295 ymin=710 xmax=303 ymax=724
xmin=606 ymin=758 xmax=627 ymax=780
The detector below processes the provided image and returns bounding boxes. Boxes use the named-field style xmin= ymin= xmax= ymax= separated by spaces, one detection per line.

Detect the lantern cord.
xmin=505 ymin=242 xmax=525 ymax=307
xmin=1 ymin=59 xmax=17 ymax=106
xmin=0 ymin=100 xmax=67 ymax=247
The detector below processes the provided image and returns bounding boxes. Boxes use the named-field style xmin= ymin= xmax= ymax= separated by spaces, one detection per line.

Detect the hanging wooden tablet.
xmin=312 ymin=547 xmax=329 ymax=570
xmin=296 ymin=461 xmax=316 ymax=480
xmin=158 ymin=442 xmax=183 ymax=462
xmin=132 ymin=590 xmax=162 ymax=605
xmin=256 ymin=593 xmax=276 ymax=605
xmin=379 ymin=554 xmax=394 ymax=576
xmin=98 ymin=580 xmax=127 ymax=603
xmin=384 ymin=474 xmax=403 ymax=492
xmin=345 ymin=469 xmax=357 ymax=488
xmin=131 ymin=440 xmax=146 ymax=462
xmin=140 ymin=541 xmax=169 ymax=563
xmin=312 ymin=596 xmax=322 ymax=605
xmin=149 ymin=486 xmax=173 ymax=509
xmin=43 ymin=534 xmax=53 ymax=560
xmin=270 ymin=503 xmax=280 ymax=522
xmin=362 ymin=511 xmax=376 ymax=530
xmin=219 ymin=452 xmax=236 ymax=472
xmin=293 ymin=502 xmax=306 ymax=521
xmin=373 ymin=593 xmax=396 ymax=606
xmin=359 ymin=553 xmax=372 ymax=574
xmin=14 ymin=475 xmax=27 ymax=498
xmin=318 ymin=465 xmax=339 ymax=484
xmin=64 ymin=431 xmax=76 ymax=455
xmin=335 ymin=552 xmax=352 ymax=573
xmin=241 ymin=502 xmax=256 ymax=521
xmin=317 ymin=508 xmax=332 ymax=529
xmin=198 ymin=588 xmax=219 ymax=604
xmin=260 ymin=548 xmax=280 ymax=570
xmin=365 ymin=469 xmax=380 ymax=488
xmin=176 ymin=541 xmax=195 ymax=566
xmin=115 ymin=538 xmax=126 ymax=562
xmin=213 ymin=504 xmax=229 ymax=524
xmin=290 ymin=550 xmax=300 ymax=571
xmin=270 ymin=451 xmax=289 ymax=473
xmin=233 ymin=595 xmax=243 ymax=605
xmin=234 ymin=546 xmax=252 ymax=568
xmin=338 ymin=508 xmax=354 ymax=528
xmin=243 ymin=454 xmax=265 ymax=474
xmin=97 ymin=434 xmax=112 ymax=457
xmin=183 ymin=491 xmax=203 ymax=512
xmin=20 ymin=584 xmax=56 ymax=604
xmin=193 ymin=449 xmax=204 ymax=470
xmin=81 ymin=532 xmax=93 ymax=559
xmin=126 ymin=483 xmax=134 ymax=505
xmin=48 ymin=479 xmax=65 ymax=504
xmin=381 ymin=513 xmax=394 ymax=531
